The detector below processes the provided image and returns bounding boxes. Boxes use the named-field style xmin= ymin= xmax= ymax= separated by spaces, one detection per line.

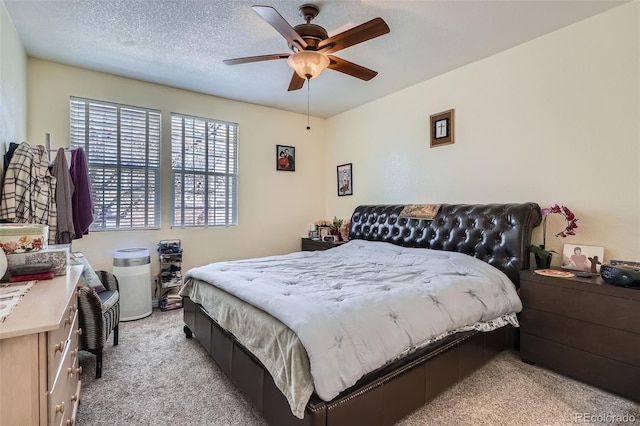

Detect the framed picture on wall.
xmin=337 ymin=163 xmax=353 ymax=196
xmin=430 ymin=109 xmax=455 ymax=147
xmin=276 ymin=145 xmax=295 ymax=171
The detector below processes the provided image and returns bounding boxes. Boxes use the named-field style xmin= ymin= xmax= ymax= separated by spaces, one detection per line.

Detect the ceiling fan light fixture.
xmin=287 ymin=51 xmax=330 ymax=80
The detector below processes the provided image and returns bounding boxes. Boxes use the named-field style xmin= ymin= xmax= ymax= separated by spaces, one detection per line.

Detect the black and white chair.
xmin=77 ymin=270 xmax=120 ymax=378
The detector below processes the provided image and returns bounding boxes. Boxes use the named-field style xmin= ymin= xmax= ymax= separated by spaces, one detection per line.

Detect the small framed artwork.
xmin=561 ymin=244 xmax=605 ymax=273
xmin=276 ymin=145 xmax=295 ymax=171
xmin=430 ymin=109 xmax=455 ymax=147
xmin=337 ymin=163 xmax=353 ymax=196
xmin=317 ymin=227 xmax=331 ymax=239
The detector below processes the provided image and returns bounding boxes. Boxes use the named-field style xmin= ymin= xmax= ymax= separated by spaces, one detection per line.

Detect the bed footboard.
xmin=183 ymin=296 xmax=516 ymax=426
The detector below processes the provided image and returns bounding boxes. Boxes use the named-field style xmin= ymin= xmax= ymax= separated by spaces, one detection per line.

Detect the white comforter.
xmin=184 ymin=240 xmax=522 ymax=402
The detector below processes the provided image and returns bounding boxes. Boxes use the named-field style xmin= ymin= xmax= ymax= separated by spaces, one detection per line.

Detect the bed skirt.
xmin=183 ymin=296 xmax=516 ymax=426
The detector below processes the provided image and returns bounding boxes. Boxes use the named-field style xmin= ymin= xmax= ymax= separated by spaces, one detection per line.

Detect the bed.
xmin=181 ymin=203 xmax=542 ymax=426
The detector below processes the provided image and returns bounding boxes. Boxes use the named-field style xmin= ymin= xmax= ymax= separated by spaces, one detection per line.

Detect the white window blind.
xmin=171 ymin=113 xmax=238 ymax=227
xmin=69 ymin=97 xmax=161 ymax=230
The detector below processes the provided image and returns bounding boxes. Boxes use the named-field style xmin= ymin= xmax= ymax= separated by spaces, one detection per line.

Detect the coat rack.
xmin=44 ymin=133 xmax=70 ymax=162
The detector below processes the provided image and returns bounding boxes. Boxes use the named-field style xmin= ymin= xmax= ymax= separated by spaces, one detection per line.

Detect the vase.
xmin=534 ymin=252 xmax=552 ymax=269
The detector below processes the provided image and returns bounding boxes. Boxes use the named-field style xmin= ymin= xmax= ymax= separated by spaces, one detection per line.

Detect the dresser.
xmin=519 ymin=269 xmax=640 ymax=401
xmin=0 ymin=264 xmax=83 ymax=425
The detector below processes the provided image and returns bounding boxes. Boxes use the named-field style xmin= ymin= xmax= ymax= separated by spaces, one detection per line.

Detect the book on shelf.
xmin=162 ymin=278 xmax=181 ymax=288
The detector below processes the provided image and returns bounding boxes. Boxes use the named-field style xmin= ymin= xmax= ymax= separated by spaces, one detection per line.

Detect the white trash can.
xmin=113 ymin=248 xmax=152 ymax=321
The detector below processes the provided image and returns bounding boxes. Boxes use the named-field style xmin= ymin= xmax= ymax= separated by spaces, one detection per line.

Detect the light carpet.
xmin=77 ymin=309 xmax=639 ymax=426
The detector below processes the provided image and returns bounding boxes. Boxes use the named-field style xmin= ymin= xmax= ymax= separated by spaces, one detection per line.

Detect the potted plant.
xmin=330 ymin=216 xmax=344 ymax=239
xmin=530 ymin=204 xmax=578 ymax=269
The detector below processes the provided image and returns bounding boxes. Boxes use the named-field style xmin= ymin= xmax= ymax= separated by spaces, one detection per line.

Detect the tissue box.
xmin=0 ymin=224 xmax=49 ymax=254
xmin=6 ymin=244 xmax=70 ymax=276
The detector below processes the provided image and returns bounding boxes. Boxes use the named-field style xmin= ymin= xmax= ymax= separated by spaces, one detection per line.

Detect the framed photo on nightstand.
xmin=561 ymin=244 xmax=604 ymax=273
xmin=317 ymin=226 xmax=331 ymax=239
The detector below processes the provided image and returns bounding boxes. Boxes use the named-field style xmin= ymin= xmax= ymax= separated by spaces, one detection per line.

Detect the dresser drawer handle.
xmin=64 ymin=316 xmax=72 ymax=327
xmin=76 ymin=328 xmax=83 ymax=336
xmin=55 ymin=402 xmax=65 ymax=414
xmin=54 ymin=341 xmax=65 ymax=353
xmin=69 ymin=304 xmax=77 ymax=313
xmin=68 ymin=366 xmax=82 ymax=376
xmin=66 ymin=419 xmax=74 ymax=426
xmin=71 ymin=348 xmax=78 ymax=358
xmin=70 ymin=394 xmax=78 ymax=402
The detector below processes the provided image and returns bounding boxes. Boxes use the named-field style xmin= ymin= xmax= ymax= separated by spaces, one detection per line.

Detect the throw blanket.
xmin=180 ymin=280 xmax=313 ymax=418
xmin=399 ymin=203 xmax=441 ymax=219
xmin=184 ymin=240 xmax=522 ymax=404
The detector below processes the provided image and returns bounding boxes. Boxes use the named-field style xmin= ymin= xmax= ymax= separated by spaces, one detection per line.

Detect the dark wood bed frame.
xmin=183 ymin=203 xmax=542 ymax=426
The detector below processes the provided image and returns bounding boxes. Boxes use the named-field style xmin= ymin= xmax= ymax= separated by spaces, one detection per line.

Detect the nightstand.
xmin=519 ymin=269 xmax=640 ymax=401
xmin=301 ymin=238 xmax=341 ymax=251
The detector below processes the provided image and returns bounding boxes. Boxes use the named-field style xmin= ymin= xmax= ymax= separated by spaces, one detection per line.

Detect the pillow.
xmin=72 ymin=253 xmax=106 ymax=293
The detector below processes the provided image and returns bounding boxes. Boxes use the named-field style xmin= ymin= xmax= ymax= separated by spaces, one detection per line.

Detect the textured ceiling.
xmin=4 ymin=0 xmax=629 ymax=118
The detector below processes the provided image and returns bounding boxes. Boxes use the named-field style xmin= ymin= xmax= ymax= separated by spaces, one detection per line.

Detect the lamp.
xmin=287 ymin=51 xmax=330 ymax=80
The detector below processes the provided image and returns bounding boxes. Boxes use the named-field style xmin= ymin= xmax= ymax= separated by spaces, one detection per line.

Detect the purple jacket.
xmin=70 ymin=148 xmax=94 ymax=238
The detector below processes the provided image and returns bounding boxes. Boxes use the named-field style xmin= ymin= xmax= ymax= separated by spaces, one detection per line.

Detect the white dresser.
xmin=0 ymin=265 xmax=83 ymax=426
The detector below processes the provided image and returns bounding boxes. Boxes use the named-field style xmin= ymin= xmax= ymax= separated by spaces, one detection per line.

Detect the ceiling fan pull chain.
xmin=307 ymin=79 xmax=311 ymax=130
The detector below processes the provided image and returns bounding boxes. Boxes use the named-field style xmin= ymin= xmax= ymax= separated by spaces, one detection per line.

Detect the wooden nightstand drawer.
xmin=520 ymin=308 xmax=640 ymax=366
xmin=520 ymin=281 xmax=640 ymax=334
xmin=521 ymin=333 xmax=640 ymax=400
xmin=301 ymin=238 xmax=340 ymax=251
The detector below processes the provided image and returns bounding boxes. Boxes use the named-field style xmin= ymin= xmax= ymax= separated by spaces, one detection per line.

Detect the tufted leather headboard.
xmin=349 ymin=203 xmax=542 ymax=287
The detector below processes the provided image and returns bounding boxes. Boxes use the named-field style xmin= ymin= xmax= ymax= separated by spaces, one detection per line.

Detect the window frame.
xmin=170 ymin=113 xmax=239 ymax=228
xmin=69 ymin=96 xmax=162 ymax=231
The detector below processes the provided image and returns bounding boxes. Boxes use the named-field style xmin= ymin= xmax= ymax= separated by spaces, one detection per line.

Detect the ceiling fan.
xmin=223 ymin=4 xmax=390 ymax=91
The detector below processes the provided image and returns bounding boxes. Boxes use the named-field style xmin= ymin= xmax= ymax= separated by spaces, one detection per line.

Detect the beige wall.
xmin=0 ymin=1 xmax=27 ymax=157
xmin=27 ymin=60 xmax=327 ymax=281
xmin=8 ymin=1 xmax=640 ymax=282
xmin=325 ymin=2 xmax=640 ymax=265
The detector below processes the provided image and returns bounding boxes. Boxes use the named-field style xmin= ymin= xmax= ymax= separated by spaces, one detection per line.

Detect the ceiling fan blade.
xmin=327 ymin=56 xmax=378 ymax=81
xmin=318 ymin=17 xmax=390 ymax=54
xmin=287 ymin=72 xmax=306 ymax=91
xmin=223 ymin=53 xmax=290 ymax=65
xmin=252 ymin=5 xmax=308 ymax=50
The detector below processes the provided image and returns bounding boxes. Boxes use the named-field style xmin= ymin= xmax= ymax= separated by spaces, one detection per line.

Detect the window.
xmin=69 ymin=97 xmax=161 ymax=230
xmin=171 ymin=114 xmax=238 ymax=227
